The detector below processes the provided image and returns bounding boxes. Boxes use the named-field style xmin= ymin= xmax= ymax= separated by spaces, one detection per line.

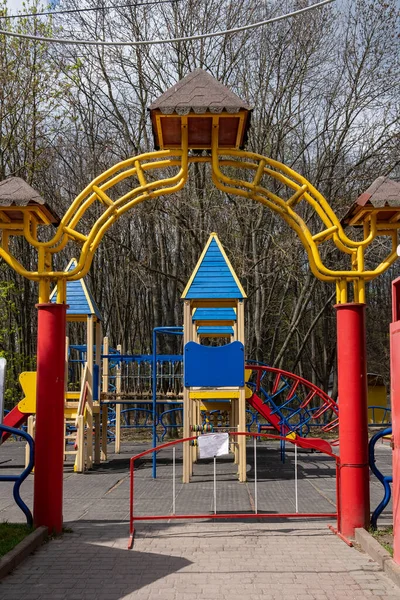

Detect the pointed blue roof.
xmin=50 ymin=259 xmax=102 ymax=321
xmin=182 ymin=233 xmax=246 ymax=299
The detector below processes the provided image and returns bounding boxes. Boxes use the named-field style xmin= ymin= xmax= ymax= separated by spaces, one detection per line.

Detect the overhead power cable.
xmin=0 ymin=0 xmax=335 ymax=47
xmin=0 ymin=0 xmax=182 ymax=20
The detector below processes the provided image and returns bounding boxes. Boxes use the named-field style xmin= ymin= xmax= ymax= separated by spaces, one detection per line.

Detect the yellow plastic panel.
xmin=189 ymin=390 xmax=240 ymax=399
xmin=17 ymin=371 xmax=37 ymax=414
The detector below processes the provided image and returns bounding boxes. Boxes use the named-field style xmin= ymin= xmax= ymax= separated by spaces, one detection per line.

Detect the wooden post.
xmin=101 ymin=336 xmax=109 ymax=461
xmin=65 ymin=336 xmax=69 ymax=394
xmin=232 ymin=399 xmax=238 ymax=463
xmin=237 ymin=300 xmax=246 ymax=482
xmin=192 ymin=399 xmax=199 ymax=465
xmin=93 ymin=321 xmax=102 ymax=465
xmin=183 ymin=301 xmax=191 ymax=483
xmin=64 ymin=335 xmax=70 ymax=464
xmin=25 ymin=415 xmax=35 ymax=468
xmin=74 ymin=415 xmax=85 ymax=473
xmin=85 ymin=316 xmax=94 ymax=469
xmin=115 ymin=344 xmax=122 ymax=454
xmin=233 ymin=315 xmax=238 ymax=341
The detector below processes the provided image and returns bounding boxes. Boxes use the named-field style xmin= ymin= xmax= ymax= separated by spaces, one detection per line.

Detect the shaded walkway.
xmin=0 ymin=440 xmax=396 ymax=599
xmin=0 ymin=520 xmax=399 ymax=600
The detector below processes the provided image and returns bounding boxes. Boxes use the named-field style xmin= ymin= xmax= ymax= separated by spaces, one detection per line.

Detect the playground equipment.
xmin=2 ymin=259 xmax=103 ymax=472
xmin=0 ymin=423 xmax=34 ymax=526
xmin=369 ymin=427 xmax=392 ymax=529
xmin=367 ymin=374 xmax=390 ymax=424
xmin=178 ymin=232 xmax=342 ymax=483
xmin=390 ymin=277 xmax=400 ymax=562
xmin=181 ymin=233 xmax=247 ymax=482
xmin=0 ymin=360 xmax=35 ymax=526
xmin=1 ymin=69 xmax=400 ymax=537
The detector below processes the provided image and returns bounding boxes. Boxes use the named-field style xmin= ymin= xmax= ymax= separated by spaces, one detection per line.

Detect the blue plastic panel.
xmin=192 ymin=308 xmax=237 ymax=322
xmin=197 ymin=327 xmax=234 ymax=335
xmin=184 ymin=341 xmax=245 ymax=387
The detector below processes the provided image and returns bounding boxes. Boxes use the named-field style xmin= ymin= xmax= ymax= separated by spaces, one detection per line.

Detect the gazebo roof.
xmin=342 ymin=177 xmax=400 ymax=226
xmin=149 ymin=68 xmax=251 ymax=115
xmin=0 ymin=177 xmax=59 ymax=225
xmin=149 ymin=69 xmax=252 ymax=150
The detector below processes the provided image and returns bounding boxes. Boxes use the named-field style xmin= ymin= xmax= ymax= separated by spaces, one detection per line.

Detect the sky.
xmin=6 ymin=1 xmax=27 ymax=10
xmin=5 ymin=1 xmax=60 ymax=12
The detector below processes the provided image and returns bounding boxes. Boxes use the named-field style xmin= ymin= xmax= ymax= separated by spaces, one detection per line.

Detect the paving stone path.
xmin=0 ymin=520 xmax=399 ymax=600
xmin=0 ymin=440 xmax=396 ymax=599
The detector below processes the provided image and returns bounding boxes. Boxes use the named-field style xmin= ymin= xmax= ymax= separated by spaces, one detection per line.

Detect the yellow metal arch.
xmin=0 ymin=124 xmax=398 ymax=304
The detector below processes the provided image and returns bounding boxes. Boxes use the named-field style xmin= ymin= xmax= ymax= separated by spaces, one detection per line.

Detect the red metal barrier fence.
xmin=129 ymin=432 xmax=340 ymax=548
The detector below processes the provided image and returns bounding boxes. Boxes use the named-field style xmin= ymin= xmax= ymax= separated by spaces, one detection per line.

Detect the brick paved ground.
xmin=0 ymin=438 xmax=396 ymax=599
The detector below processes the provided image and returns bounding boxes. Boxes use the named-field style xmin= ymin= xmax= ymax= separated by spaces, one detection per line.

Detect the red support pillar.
xmin=390 ymin=277 xmax=400 ymax=564
xmin=336 ymin=303 xmax=370 ymax=538
xmin=33 ymin=303 xmax=67 ymax=534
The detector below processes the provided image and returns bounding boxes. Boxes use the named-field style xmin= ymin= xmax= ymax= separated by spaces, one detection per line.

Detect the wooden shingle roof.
xmin=0 ymin=177 xmax=59 ymax=224
xmin=149 ymin=68 xmax=251 ymax=115
xmin=342 ymin=177 xmax=400 ymax=226
xmin=355 ymin=177 xmax=400 ymax=208
xmin=0 ymin=177 xmax=44 ymax=205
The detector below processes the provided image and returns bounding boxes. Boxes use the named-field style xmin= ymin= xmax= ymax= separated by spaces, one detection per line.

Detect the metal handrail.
xmin=0 ymin=423 xmax=34 ymax=526
xmin=0 ymin=357 xmax=6 ymax=425
xmin=369 ymin=427 xmax=392 ymax=529
xmin=368 ymin=406 xmax=392 ymax=426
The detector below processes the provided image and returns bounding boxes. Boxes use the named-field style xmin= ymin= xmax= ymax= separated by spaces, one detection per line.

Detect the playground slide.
xmin=247 ymin=392 xmax=284 ymax=433
xmin=247 ymin=391 xmax=333 ymax=455
xmin=1 ymin=406 xmax=28 ymax=442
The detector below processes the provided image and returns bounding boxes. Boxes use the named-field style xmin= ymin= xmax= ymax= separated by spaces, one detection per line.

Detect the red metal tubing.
xmin=132 ymin=513 xmax=337 ymax=521
xmin=287 ymin=379 xmax=299 ymax=401
xmin=336 ymin=461 xmax=341 ymax=534
xmin=130 ymin=455 xmax=134 ymax=536
xmin=299 ymin=390 xmax=316 ymax=409
xmin=272 ymin=372 xmax=281 ymax=395
xmin=312 ymin=404 xmax=330 ymax=419
xmin=335 ymin=303 xmax=370 ymax=537
xmin=129 ymin=432 xmax=338 ymax=461
xmin=33 ymin=303 xmax=67 ymax=534
xmin=129 ymin=431 xmax=339 ymax=541
xmin=247 ymin=364 xmax=338 ymax=414
xmin=322 ymin=418 xmax=339 ymax=432
xmin=390 ymin=277 xmax=400 ymax=564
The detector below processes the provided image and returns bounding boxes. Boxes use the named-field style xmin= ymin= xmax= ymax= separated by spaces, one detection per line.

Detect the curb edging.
xmin=0 ymin=526 xmax=48 ymax=580
xmin=355 ymin=528 xmax=400 ymax=588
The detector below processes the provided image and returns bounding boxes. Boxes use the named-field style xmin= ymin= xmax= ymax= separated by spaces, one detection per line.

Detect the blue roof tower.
xmin=181 ymin=233 xmax=246 ymax=300
xmin=50 ymin=258 xmax=102 ymax=322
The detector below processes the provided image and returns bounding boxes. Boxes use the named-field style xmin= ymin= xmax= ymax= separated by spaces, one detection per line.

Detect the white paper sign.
xmin=198 ymin=433 xmax=229 ymax=459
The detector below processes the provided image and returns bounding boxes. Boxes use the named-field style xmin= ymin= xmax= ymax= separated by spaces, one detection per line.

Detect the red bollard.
xmin=390 ymin=277 xmax=400 ymax=564
xmin=33 ymin=303 xmax=67 ymax=534
xmin=336 ymin=303 xmax=370 ymax=538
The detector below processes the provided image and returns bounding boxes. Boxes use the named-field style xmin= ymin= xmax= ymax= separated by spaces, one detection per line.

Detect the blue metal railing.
xmin=369 ymin=427 xmax=392 ymax=529
xmin=368 ymin=406 xmax=392 ymax=426
xmin=0 ymin=424 xmax=34 ymax=526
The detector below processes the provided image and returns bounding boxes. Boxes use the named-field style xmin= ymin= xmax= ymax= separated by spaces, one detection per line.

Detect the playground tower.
xmin=51 ymin=259 xmax=103 ymax=470
xmin=2 ymin=69 xmax=400 ymax=540
xmin=181 ymin=233 xmax=247 ymax=482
